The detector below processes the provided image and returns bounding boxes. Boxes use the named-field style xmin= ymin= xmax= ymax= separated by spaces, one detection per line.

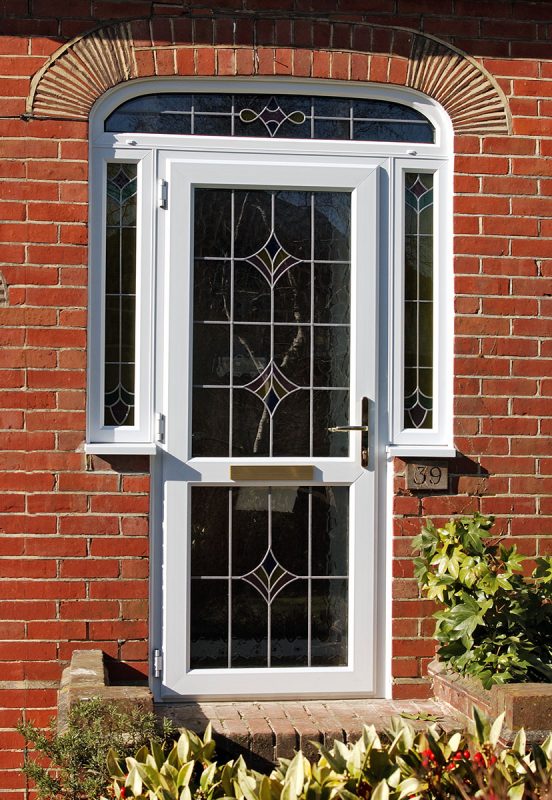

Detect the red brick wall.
xmin=1 ymin=1 xmax=551 ymax=794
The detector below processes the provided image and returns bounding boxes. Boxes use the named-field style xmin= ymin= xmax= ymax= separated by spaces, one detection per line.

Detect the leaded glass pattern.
xmin=404 ymin=172 xmax=434 ymax=429
xmin=192 ymin=188 xmax=351 ymax=458
xmin=105 ymin=93 xmax=434 ymax=143
xmin=104 ymin=163 xmax=137 ymax=426
xmin=190 ymin=486 xmax=349 ymax=669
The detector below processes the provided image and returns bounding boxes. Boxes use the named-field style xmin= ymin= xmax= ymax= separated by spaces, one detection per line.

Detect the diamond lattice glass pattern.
xmin=404 ymin=172 xmax=434 ymax=429
xmin=105 ymin=93 xmax=434 ymax=143
xmin=104 ymin=163 xmax=137 ymax=426
xmin=192 ymin=189 xmax=351 ymax=457
xmin=190 ymin=486 xmax=349 ymax=669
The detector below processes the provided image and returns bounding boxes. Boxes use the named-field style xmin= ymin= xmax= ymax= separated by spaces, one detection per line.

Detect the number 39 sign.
xmin=406 ymin=463 xmax=448 ymax=491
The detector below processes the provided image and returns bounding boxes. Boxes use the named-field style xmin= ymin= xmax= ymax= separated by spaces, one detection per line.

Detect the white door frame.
xmin=86 ymin=78 xmax=454 ymax=703
xmin=153 ymin=148 xmax=387 ymax=700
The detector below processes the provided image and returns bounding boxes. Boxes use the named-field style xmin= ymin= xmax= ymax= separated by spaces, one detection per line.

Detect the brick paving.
xmin=157 ymin=698 xmax=462 ymax=767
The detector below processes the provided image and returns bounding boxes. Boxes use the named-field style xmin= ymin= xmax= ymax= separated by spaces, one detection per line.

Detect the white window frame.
xmin=390 ymin=158 xmax=454 ymax=455
xmin=86 ymin=147 xmax=156 ymax=453
xmin=86 ymin=78 xmax=455 ymax=458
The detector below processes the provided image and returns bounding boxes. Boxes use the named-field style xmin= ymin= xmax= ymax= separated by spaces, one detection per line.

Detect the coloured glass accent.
xmin=191 ymin=188 xmax=351 ymax=457
xmin=105 ymin=93 xmax=434 ymax=143
xmin=190 ymin=486 xmax=349 ymax=669
xmin=104 ymin=163 xmax=137 ymax=426
xmin=404 ymin=172 xmax=434 ymax=429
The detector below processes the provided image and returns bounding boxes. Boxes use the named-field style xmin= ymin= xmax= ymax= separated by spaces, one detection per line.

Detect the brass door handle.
xmin=327 ymin=398 xmax=370 ymax=468
xmin=327 ymin=425 xmax=369 ymax=432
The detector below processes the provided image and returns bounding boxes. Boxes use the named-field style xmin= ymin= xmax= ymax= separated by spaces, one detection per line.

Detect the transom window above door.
xmin=105 ymin=92 xmax=435 ymax=143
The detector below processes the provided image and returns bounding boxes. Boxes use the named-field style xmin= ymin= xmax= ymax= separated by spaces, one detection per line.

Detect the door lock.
xmin=328 ymin=397 xmax=370 ymax=468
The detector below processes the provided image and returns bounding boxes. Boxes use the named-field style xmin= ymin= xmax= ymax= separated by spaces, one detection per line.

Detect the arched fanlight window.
xmin=105 ymin=92 xmax=435 ymax=143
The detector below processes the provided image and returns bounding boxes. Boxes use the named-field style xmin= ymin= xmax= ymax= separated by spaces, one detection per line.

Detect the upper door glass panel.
xmin=105 ymin=93 xmax=435 ymax=143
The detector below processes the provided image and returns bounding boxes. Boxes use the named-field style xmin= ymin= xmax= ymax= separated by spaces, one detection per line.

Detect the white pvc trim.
xmin=86 ymin=78 xmax=455 ymax=700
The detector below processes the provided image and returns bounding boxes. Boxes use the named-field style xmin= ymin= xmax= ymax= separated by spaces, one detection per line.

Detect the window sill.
xmin=386 ymin=444 xmax=456 ymax=458
xmin=85 ymin=442 xmax=157 ymax=455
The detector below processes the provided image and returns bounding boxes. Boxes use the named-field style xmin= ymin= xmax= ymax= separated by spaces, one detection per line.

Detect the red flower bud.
xmin=463 ymin=750 xmax=470 ymax=759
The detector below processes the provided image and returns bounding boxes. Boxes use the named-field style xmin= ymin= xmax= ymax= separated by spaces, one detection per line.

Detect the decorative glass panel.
xmin=104 ymin=163 xmax=137 ymax=426
xmin=105 ymin=93 xmax=434 ymax=143
xmin=190 ymin=486 xmax=349 ymax=669
xmin=191 ymin=189 xmax=351 ymax=458
xmin=404 ymin=172 xmax=434 ymax=429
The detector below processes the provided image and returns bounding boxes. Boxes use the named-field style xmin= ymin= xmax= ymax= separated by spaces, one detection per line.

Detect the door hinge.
xmin=158 ymin=179 xmax=168 ymax=210
xmin=155 ymin=412 xmax=166 ymax=443
xmin=153 ymin=648 xmax=163 ymax=679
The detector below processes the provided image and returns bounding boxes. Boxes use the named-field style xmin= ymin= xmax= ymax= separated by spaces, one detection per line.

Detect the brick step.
xmin=156 ymin=699 xmax=463 ymax=770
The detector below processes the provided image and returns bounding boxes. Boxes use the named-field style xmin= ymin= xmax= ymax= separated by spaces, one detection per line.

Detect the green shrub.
xmin=413 ymin=513 xmax=552 ymax=688
xmin=18 ymin=697 xmax=174 ymax=800
xmin=103 ymin=710 xmax=552 ymax=800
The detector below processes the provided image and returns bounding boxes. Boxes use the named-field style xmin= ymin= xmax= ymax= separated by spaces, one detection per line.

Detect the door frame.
xmin=157 ymin=152 xmax=382 ymax=700
xmin=86 ymin=77 xmax=453 ymax=701
xmin=148 ymin=140 xmax=393 ymax=701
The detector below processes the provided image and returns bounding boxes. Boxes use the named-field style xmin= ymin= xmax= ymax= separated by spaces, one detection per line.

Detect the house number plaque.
xmin=406 ymin=463 xmax=448 ymax=491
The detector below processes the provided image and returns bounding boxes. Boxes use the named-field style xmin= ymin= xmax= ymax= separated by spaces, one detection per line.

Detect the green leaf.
xmin=508 ymin=783 xmax=525 ymax=800
xmin=472 ymin=707 xmax=489 ymax=744
xmin=126 ymin=764 xmax=143 ymax=796
xmin=489 ymin=712 xmax=505 ymax=747
xmin=398 ymin=777 xmax=424 ymax=800
xmin=177 ymin=760 xmax=195 ymax=789
xmin=371 ymin=780 xmax=389 ymax=800
xmin=150 ymin=739 xmax=164 ymax=769
xmin=285 ymin=752 xmax=305 ymax=797
xmin=399 ymin=712 xmax=438 ymax=722
xmin=177 ymin=733 xmax=190 ymax=764
xmin=200 ymin=762 xmax=217 ymax=789
xmin=107 ymin=748 xmax=125 ymax=778
xmin=511 ymin=728 xmax=526 ymax=756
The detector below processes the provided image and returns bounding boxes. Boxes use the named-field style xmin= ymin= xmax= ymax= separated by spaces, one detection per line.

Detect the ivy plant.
xmin=413 ymin=513 xmax=552 ymax=688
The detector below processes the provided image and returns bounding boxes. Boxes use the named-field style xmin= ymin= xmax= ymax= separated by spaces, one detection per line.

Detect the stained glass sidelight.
xmin=404 ymin=172 xmax=434 ymax=429
xmin=105 ymin=93 xmax=434 ymax=143
xmin=192 ymin=189 xmax=351 ymax=457
xmin=190 ymin=486 xmax=349 ymax=669
xmin=104 ymin=163 xmax=137 ymax=426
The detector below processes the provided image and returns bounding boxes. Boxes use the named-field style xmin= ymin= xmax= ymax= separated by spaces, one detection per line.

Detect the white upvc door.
xmin=158 ymin=149 xmax=381 ymax=699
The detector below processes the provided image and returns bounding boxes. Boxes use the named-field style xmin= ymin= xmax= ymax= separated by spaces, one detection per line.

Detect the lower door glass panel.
xmin=190 ymin=486 xmax=349 ymax=669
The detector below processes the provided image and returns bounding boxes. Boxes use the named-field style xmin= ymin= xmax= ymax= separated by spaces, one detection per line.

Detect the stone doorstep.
xmin=58 ymin=651 xmax=463 ymax=767
xmin=158 ymin=698 xmax=462 ymax=768
xmin=429 ymin=660 xmax=552 ymax=744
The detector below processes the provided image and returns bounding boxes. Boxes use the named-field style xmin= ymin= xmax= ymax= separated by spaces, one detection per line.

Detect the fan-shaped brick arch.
xmin=27 ymin=17 xmax=511 ymax=136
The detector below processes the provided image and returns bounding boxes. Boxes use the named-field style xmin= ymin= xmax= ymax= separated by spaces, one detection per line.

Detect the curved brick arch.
xmin=27 ymin=17 xmax=511 ymax=136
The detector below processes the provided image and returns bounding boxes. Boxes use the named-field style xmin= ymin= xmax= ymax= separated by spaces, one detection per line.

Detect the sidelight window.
xmin=87 ymin=82 xmax=453 ymax=455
